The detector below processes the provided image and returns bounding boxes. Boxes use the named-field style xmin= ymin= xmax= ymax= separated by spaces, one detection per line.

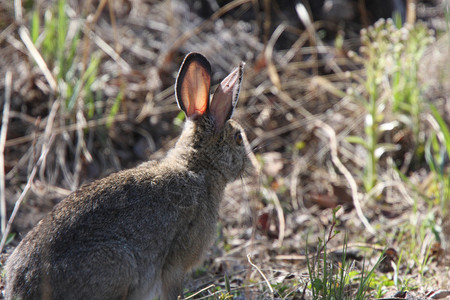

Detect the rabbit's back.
xmin=5 ymin=160 xmax=218 ymax=300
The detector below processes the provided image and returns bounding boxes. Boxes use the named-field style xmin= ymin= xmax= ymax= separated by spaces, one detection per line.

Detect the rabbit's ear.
xmin=210 ymin=62 xmax=245 ymax=130
xmin=175 ymin=53 xmax=212 ymax=120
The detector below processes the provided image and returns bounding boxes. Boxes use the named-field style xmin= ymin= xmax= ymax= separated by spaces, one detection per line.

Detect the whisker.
xmin=251 ymin=142 xmax=268 ymax=153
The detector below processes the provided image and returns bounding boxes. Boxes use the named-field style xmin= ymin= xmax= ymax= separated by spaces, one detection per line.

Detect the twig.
xmin=295 ymin=3 xmax=342 ymax=74
xmin=268 ymin=189 xmax=285 ymax=247
xmin=0 ymin=135 xmax=55 ymax=253
xmin=161 ymin=0 xmax=252 ymax=64
xmin=5 ymin=113 xmax=129 ymax=147
xmin=72 ymin=111 xmax=85 ymax=186
xmin=406 ymin=0 xmax=416 ymax=24
xmin=275 ymin=242 xmax=386 ymax=260
xmin=38 ymin=100 xmax=60 ymax=186
xmin=264 ymin=23 xmax=286 ymax=90
xmin=0 ymin=24 xmax=16 ymax=44
xmin=89 ymin=0 xmax=108 ymax=25
xmin=247 ymin=254 xmax=274 ymax=297
xmin=18 ymin=26 xmax=58 ymax=93
xmin=14 ymin=0 xmax=22 ymax=21
xmin=81 ymin=0 xmax=131 ymax=74
xmin=314 ymin=120 xmax=376 ymax=235
xmin=79 ymin=0 xmax=106 ymax=73
xmin=85 ymin=29 xmax=131 ymax=73
xmin=107 ymin=0 xmax=119 ymax=54
xmin=290 ymin=156 xmax=304 ymax=211
xmin=184 ymin=284 xmax=215 ymax=299
xmin=0 ymin=71 xmax=12 ymax=234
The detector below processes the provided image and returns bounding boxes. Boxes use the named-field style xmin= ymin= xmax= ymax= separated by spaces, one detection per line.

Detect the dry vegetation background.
xmin=0 ymin=0 xmax=449 ymax=298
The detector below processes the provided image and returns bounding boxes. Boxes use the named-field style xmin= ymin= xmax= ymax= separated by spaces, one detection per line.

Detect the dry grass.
xmin=0 ymin=0 xmax=449 ymax=298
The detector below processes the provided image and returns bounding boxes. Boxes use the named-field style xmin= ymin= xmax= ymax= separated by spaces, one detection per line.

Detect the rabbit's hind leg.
xmin=47 ymin=244 xmax=137 ymax=300
xmin=161 ymin=265 xmax=185 ymax=300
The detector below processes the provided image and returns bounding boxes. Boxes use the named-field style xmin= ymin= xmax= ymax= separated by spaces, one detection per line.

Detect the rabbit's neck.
xmin=169 ymin=119 xmax=231 ymax=185
xmin=166 ymin=146 xmax=229 ymax=186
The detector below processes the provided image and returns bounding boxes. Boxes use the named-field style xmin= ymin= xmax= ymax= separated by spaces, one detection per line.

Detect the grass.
xmin=343 ymin=21 xmax=446 ymax=297
xmin=1 ymin=0 xmax=448 ymax=299
xmin=31 ymin=0 xmax=103 ymax=115
xmin=348 ymin=19 xmax=434 ymax=193
xmin=426 ymin=105 xmax=450 ymax=212
xmin=305 ymin=208 xmax=383 ymax=300
xmin=28 ymin=0 xmax=123 ymax=126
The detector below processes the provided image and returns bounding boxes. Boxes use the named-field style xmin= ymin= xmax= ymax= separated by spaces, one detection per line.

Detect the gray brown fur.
xmin=4 ymin=53 xmax=250 ymax=300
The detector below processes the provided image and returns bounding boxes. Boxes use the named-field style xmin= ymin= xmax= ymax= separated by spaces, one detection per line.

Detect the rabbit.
xmin=4 ymin=52 xmax=250 ymax=300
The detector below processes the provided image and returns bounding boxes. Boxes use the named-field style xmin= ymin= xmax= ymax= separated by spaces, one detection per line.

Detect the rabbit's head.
xmin=172 ymin=53 xmax=250 ymax=182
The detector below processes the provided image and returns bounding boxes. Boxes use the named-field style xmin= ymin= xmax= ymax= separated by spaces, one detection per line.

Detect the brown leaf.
xmin=426 ymin=290 xmax=450 ymax=299
xmin=378 ymin=248 xmax=398 ymax=273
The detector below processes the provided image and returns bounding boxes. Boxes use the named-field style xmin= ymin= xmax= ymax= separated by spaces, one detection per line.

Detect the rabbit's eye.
xmin=234 ymin=132 xmax=243 ymax=145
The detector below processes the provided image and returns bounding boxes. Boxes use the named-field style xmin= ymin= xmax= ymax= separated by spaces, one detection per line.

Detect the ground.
xmin=0 ymin=0 xmax=449 ymax=299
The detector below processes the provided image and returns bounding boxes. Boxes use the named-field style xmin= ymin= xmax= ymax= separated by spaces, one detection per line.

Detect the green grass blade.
xmin=346 ymin=136 xmax=369 ymax=149
xmin=57 ymin=0 xmax=68 ymax=77
xmin=31 ymin=9 xmax=40 ymax=44
xmin=107 ymin=90 xmax=124 ymax=128
xmin=430 ymin=104 xmax=450 ymax=161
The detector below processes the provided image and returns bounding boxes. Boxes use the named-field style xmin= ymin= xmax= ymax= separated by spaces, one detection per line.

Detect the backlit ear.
xmin=175 ymin=53 xmax=212 ymax=120
xmin=209 ymin=62 xmax=245 ymax=130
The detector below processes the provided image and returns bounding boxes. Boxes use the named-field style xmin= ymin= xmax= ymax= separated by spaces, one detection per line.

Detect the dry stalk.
xmin=74 ymin=0 xmax=130 ymax=72
xmin=1 ymin=100 xmax=59 ymax=251
xmin=0 ymin=135 xmax=55 ymax=253
xmin=184 ymin=284 xmax=215 ymax=299
xmin=275 ymin=89 xmax=312 ymax=119
xmin=38 ymin=100 xmax=60 ymax=185
xmin=363 ymin=181 xmax=414 ymax=206
xmin=314 ymin=119 xmax=376 ymax=235
xmin=107 ymin=0 xmax=119 ymax=54
xmin=90 ymin=0 xmax=108 ymax=25
xmin=161 ymin=0 xmax=252 ymax=64
xmin=264 ymin=23 xmax=285 ymax=90
xmin=72 ymin=107 xmax=90 ymax=190
xmin=283 ymin=30 xmax=309 ymax=63
xmin=80 ymin=0 xmax=107 ymax=72
xmin=247 ymin=254 xmax=274 ymax=297
xmin=0 ymin=71 xmax=12 ymax=234
xmin=406 ymin=0 xmax=417 ymax=24
xmin=18 ymin=26 xmax=58 ymax=93
xmin=5 ymin=113 xmax=129 ymax=147
xmin=86 ymin=29 xmax=131 ymax=72
xmin=295 ymin=3 xmax=342 ymax=74
xmin=290 ymin=156 xmax=304 ymax=211
xmin=267 ymin=189 xmax=285 ymax=248
xmin=0 ymin=24 xmax=16 ymax=44
xmin=14 ymin=0 xmax=22 ymax=20
xmin=275 ymin=242 xmax=386 ymax=260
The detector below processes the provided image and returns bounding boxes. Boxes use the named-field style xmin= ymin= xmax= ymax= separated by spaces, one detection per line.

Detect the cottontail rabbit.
xmin=5 ymin=53 xmax=249 ymax=300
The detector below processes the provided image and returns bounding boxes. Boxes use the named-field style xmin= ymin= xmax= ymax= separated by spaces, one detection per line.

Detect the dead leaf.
xmin=261 ymin=152 xmax=283 ymax=177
